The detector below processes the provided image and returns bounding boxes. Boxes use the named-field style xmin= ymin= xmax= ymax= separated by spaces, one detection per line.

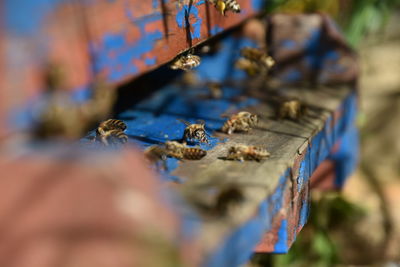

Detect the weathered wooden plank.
xmin=83 ymin=0 xmax=265 ymax=84
xmin=172 ymin=86 xmax=356 ymax=262
xmin=3 ymin=0 xmax=265 ymax=98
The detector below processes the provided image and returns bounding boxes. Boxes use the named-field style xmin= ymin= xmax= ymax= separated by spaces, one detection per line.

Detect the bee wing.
xmin=177 ymin=118 xmax=191 ymax=126
xmin=220 ymin=107 xmax=237 ymax=118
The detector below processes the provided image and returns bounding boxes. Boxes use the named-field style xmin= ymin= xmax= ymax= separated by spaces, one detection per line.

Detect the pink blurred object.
xmin=0 ymin=145 xmax=193 ymax=267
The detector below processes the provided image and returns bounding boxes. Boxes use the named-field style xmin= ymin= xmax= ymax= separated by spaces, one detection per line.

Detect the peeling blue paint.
xmin=210 ymin=25 xmax=224 ymax=35
xmin=270 ymin=171 xmax=288 ymax=215
xmin=175 ymin=4 xmax=202 ymax=39
xmin=297 ymin=160 xmax=306 ymax=192
xmin=299 ymin=198 xmax=309 ymax=229
xmin=152 ymin=0 xmax=159 ymax=8
xmin=92 ymin=9 xmax=163 ymax=81
xmin=205 ymin=200 xmax=271 ymax=267
xmin=274 ymin=219 xmax=288 ymax=253
xmin=145 ymin=57 xmax=157 ymax=66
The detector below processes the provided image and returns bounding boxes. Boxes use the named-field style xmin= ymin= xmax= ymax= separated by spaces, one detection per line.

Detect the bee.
xmin=96 ymin=128 xmax=128 ymax=146
xmin=95 ymin=119 xmax=128 ymax=146
xmin=178 ymin=119 xmax=210 ymax=144
xmin=165 ymin=141 xmax=207 ymax=160
xmin=206 ymin=81 xmax=223 ymax=99
xmin=210 ymin=0 xmax=240 ymax=15
xmin=235 ymin=58 xmax=260 ymax=76
xmin=226 ymin=144 xmax=270 ymax=162
xmin=215 ymin=185 xmax=244 ymax=216
xmin=97 ymin=119 xmax=127 ymax=132
xmin=144 ymin=145 xmax=168 ymax=163
xmin=221 ymin=111 xmax=258 ymax=135
xmin=170 ymin=53 xmax=201 ymax=71
xmin=278 ymin=99 xmax=306 ymax=121
xmin=240 ymin=47 xmax=275 ymax=69
xmin=144 ymin=145 xmax=169 ymax=170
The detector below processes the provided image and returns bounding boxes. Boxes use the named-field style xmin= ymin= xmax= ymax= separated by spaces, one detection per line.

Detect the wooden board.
xmin=170 ymin=85 xmax=357 ymax=263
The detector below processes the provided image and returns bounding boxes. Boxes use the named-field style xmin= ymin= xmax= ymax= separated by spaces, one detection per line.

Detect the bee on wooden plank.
xmin=97 ymin=119 xmax=127 ymax=132
xmin=96 ymin=128 xmax=128 ymax=146
xmin=165 ymin=141 xmax=207 ymax=160
xmin=215 ymin=184 xmax=244 ymax=216
xmin=240 ymin=47 xmax=275 ymax=69
xmin=221 ymin=111 xmax=258 ymax=135
xmin=235 ymin=58 xmax=260 ymax=76
xmin=278 ymin=99 xmax=307 ymax=121
xmin=144 ymin=145 xmax=169 ymax=170
xmin=226 ymin=144 xmax=270 ymax=162
xmin=209 ymin=0 xmax=240 ymax=15
xmin=144 ymin=145 xmax=168 ymax=163
xmin=95 ymin=119 xmax=128 ymax=146
xmin=170 ymin=53 xmax=201 ymax=71
xmin=178 ymin=119 xmax=210 ymax=144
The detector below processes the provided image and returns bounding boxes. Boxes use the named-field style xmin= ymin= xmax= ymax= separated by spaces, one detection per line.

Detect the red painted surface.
xmin=2 ymin=0 xmax=262 ymax=136
xmin=0 ymin=146 xmax=198 ymax=267
xmin=255 ymin=156 xmax=341 ymax=253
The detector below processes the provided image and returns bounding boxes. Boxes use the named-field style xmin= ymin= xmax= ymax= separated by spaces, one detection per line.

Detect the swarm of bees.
xmin=226 ymin=144 xmax=270 ymax=162
xmin=235 ymin=47 xmax=275 ymax=76
xmin=278 ymin=99 xmax=307 ymax=121
xmin=179 ymin=119 xmax=210 ymax=144
xmin=221 ymin=111 xmax=258 ymax=135
xmin=209 ymin=0 xmax=241 ymax=15
xmin=95 ymin=119 xmax=128 ymax=146
xmin=170 ymin=53 xmax=201 ymax=71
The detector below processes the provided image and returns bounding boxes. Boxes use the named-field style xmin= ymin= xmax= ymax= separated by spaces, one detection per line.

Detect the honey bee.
xmin=144 ymin=145 xmax=169 ymax=170
xmin=170 ymin=53 xmax=201 ymax=71
xmin=226 ymin=144 xmax=270 ymax=162
xmin=209 ymin=0 xmax=240 ymax=15
xmin=240 ymin=47 xmax=275 ymax=69
xmin=206 ymin=81 xmax=223 ymax=99
xmin=235 ymin=58 xmax=260 ymax=76
xmin=221 ymin=111 xmax=258 ymax=135
xmin=144 ymin=145 xmax=168 ymax=163
xmin=165 ymin=141 xmax=207 ymax=160
xmin=95 ymin=119 xmax=128 ymax=146
xmin=178 ymin=119 xmax=210 ymax=144
xmin=215 ymin=185 xmax=244 ymax=216
xmin=278 ymin=99 xmax=306 ymax=120
xmin=96 ymin=129 xmax=128 ymax=146
xmin=97 ymin=119 xmax=127 ymax=132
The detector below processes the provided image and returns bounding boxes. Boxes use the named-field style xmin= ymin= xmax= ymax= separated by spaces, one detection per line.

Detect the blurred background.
xmin=252 ymin=0 xmax=400 ymax=266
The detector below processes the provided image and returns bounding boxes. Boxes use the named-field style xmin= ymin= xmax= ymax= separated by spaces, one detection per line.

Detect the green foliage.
xmin=266 ymin=0 xmax=400 ymax=47
xmin=265 ymin=193 xmax=366 ymax=267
